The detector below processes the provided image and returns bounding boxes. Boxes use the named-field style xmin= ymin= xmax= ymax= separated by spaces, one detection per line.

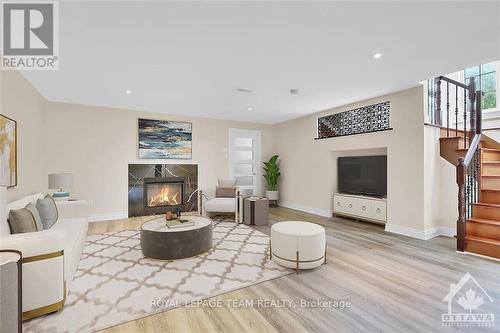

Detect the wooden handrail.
xmin=462 ymin=134 xmax=482 ymax=167
xmin=436 ymin=75 xmax=469 ymax=89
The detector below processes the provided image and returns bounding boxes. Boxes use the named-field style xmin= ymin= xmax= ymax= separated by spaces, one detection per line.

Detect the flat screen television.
xmin=338 ymin=155 xmax=387 ymax=197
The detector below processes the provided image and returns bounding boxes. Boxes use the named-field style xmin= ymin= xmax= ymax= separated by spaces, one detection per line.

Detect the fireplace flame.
xmin=148 ymin=186 xmax=180 ymax=206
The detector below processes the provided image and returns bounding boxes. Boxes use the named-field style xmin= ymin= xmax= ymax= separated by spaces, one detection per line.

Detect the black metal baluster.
xmin=463 ymin=91 xmax=467 ymax=149
xmin=435 ymin=78 xmax=442 ymax=126
xmin=446 ymin=82 xmax=450 ymax=137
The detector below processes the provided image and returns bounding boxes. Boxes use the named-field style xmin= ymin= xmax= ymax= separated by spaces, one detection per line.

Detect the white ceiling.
xmin=21 ymin=1 xmax=500 ymax=124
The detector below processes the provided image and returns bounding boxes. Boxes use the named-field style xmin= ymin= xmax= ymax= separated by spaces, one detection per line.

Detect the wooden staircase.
xmin=435 ymin=75 xmax=500 ymax=260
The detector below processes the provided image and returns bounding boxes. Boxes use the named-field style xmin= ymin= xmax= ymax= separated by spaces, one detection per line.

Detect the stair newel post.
xmin=435 ymin=77 xmax=442 ymax=126
xmin=456 ymin=158 xmax=466 ymax=252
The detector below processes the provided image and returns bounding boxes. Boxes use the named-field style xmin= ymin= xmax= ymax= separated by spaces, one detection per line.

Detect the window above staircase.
xmin=426 ymin=60 xmax=499 ymax=127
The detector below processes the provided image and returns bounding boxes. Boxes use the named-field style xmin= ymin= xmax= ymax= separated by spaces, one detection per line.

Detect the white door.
xmin=228 ymin=129 xmax=261 ymax=196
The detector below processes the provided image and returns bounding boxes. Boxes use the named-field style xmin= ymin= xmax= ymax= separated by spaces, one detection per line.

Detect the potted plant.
xmin=263 ymin=155 xmax=280 ymax=201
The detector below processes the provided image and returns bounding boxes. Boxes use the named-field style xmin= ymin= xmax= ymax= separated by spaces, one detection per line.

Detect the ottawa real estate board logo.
xmin=442 ymin=272 xmax=495 ymax=328
xmin=1 ymin=1 xmax=59 ymax=70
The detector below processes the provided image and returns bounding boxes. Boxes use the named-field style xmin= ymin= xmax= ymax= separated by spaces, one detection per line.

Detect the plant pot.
xmin=266 ymin=190 xmax=279 ymax=201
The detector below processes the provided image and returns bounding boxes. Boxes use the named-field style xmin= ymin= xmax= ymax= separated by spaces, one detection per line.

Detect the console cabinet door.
xmin=371 ymin=201 xmax=387 ymax=221
xmin=334 ymin=195 xmax=348 ymax=214
xmin=358 ymin=200 xmax=372 ymax=217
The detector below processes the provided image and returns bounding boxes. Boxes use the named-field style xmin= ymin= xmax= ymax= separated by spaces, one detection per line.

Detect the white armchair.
xmin=199 ymin=188 xmax=243 ymax=222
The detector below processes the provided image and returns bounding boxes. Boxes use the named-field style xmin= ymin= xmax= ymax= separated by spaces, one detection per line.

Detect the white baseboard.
xmin=425 ymin=226 xmax=455 ymax=239
xmin=385 ymin=224 xmax=455 ymax=240
xmin=89 ymin=211 xmax=128 ymax=223
xmin=278 ymin=202 xmax=332 ymax=218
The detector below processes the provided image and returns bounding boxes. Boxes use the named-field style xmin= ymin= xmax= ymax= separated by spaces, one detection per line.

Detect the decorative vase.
xmin=266 ymin=190 xmax=279 ymax=201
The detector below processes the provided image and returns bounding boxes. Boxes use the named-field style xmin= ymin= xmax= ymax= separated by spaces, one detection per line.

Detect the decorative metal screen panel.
xmin=317 ymin=101 xmax=391 ymax=139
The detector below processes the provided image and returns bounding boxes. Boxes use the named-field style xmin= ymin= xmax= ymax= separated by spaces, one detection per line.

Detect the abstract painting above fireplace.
xmin=128 ymin=164 xmax=198 ymax=217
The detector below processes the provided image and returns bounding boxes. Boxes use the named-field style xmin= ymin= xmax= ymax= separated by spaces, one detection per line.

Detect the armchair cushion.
xmin=218 ymin=178 xmax=236 ymax=187
xmin=205 ymin=197 xmax=236 ymax=213
xmin=216 ymin=186 xmax=237 ymax=198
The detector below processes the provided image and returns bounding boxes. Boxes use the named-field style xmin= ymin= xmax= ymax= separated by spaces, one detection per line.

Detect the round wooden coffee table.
xmin=140 ymin=215 xmax=212 ymax=260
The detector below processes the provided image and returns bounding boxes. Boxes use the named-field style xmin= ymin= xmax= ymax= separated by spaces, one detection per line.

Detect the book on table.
xmin=165 ymin=219 xmax=194 ymax=229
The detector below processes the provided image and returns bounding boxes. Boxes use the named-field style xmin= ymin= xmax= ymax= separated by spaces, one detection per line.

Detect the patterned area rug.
xmin=24 ymin=221 xmax=291 ymax=333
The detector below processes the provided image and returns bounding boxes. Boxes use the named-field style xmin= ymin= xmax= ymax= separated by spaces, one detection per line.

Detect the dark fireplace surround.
xmin=128 ymin=164 xmax=198 ymax=217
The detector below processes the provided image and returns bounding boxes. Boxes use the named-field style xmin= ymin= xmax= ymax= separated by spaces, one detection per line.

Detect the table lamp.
xmin=49 ymin=173 xmax=73 ymax=200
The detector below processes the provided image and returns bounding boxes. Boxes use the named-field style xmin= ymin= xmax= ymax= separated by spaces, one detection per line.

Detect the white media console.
xmin=333 ymin=193 xmax=387 ymax=224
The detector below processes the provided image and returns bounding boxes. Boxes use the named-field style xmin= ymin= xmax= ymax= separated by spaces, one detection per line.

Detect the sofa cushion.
xmin=50 ymin=217 xmax=88 ymax=285
xmin=36 ymin=196 xmax=58 ymax=229
xmin=8 ymin=209 xmax=38 ymax=233
xmin=216 ymin=186 xmax=237 ymax=198
xmin=25 ymin=202 xmax=43 ymax=231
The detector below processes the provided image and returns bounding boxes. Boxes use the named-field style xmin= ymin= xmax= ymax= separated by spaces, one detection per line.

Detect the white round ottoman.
xmin=270 ymin=221 xmax=326 ymax=272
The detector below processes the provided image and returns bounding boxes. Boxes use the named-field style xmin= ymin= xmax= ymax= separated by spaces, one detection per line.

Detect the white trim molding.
xmin=89 ymin=211 xmax=128 ymax=223
xmin=385 ymin=224 xmax=455 ymax=240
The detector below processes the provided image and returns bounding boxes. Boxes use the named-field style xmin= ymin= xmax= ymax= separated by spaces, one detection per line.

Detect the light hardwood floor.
xmin=90 ymin=207 xmax=500 ymax=333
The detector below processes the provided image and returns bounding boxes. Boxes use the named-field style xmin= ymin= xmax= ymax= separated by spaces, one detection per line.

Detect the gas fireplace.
xmin=128 ymin=164 xmax=198 ymax=218
xmin=143 ymin=177 xmax=185 ymax=215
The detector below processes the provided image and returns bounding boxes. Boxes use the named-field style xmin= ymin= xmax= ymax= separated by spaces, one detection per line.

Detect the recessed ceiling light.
xmin=125 ymin=89 xmax=132 ymax=94
xmin=247 ymin=107 xmax=253 ymax=111
xmin=373 ymin=53 xmax=383 ymax=59
xmin=236 ymin=88 xmax=253 ymax=94
xmin=290 ymin=89 xmax=299 ymax=95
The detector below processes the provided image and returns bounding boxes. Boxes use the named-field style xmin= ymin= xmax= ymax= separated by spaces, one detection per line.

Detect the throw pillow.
xmin=8 ymin=209 xmax=38 ymax=234
xmin=218 ymin=178 xmax=236 ymax=187
xmin=216 ymin=186 xmax=237 ymax=198
xmin=25 ymin=202 xmax=43 ymax=231
xmin=36 ymin=195 xmax=58 ymax=229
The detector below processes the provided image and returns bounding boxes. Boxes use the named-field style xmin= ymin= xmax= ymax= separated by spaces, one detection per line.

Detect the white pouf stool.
xmin=270 ymin=221 xmax=326 ymax=272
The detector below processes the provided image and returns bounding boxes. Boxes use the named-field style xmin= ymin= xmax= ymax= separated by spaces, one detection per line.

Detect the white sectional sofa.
xmin=0 ymin=192 xmax=89 ymax=320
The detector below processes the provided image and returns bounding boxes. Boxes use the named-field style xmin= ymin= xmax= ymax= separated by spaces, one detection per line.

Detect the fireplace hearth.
xmin=128 ymin=164 xmax=198 ymax=217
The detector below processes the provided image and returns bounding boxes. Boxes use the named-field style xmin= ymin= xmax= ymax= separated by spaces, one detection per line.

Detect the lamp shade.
xmin=48 ymin=173 xmax=73 ymax=190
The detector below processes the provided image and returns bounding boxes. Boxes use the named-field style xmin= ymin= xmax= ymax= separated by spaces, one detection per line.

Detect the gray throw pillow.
xmin=8 ymin=209 xmax=38 ymax=234
xmin=36 ymin=195 xmax=58 ymax=229
xmin=216 ymin=186 xmax=237 ymax=198
xmin=25 ymin=202 xmax=43 ymax=231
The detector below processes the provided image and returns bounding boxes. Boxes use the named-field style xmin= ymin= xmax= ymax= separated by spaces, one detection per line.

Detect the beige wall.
xmin=45 ymin=102 xmax=272 ymax=220
xmin=1 ymin=71 xmax=48 ymax=202
xmin=1 ymin=71 xmax=457 ymax=236
xmin=272 ymin=86 xmax=429 ymax=233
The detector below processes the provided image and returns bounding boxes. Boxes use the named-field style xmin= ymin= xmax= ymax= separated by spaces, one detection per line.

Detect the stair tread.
xmin=467 ymin=217 xmax=500 ymax=226
xmin=482 ymin=161 xmax=500 ymax=164
xmin=472 ymin=202 xmax=500 ymax=208
xmin=481 ymin=188 xmax=500 ymax=192
xmin=465 ymin=235 xmax=500 ymax=246
xmin=481 ymin=175 xmax=500 ymax=178
xmin=481 ymin=148 xmax=500 ymax=152
xmin=440 ymin=137 xmax=485 ymax=142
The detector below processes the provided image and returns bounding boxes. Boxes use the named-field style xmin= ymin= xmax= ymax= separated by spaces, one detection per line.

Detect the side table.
xmin=243 ymin=197 xmax=269 ymax=226
xmin=0 ymin=249 xmax=22 ymax=333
